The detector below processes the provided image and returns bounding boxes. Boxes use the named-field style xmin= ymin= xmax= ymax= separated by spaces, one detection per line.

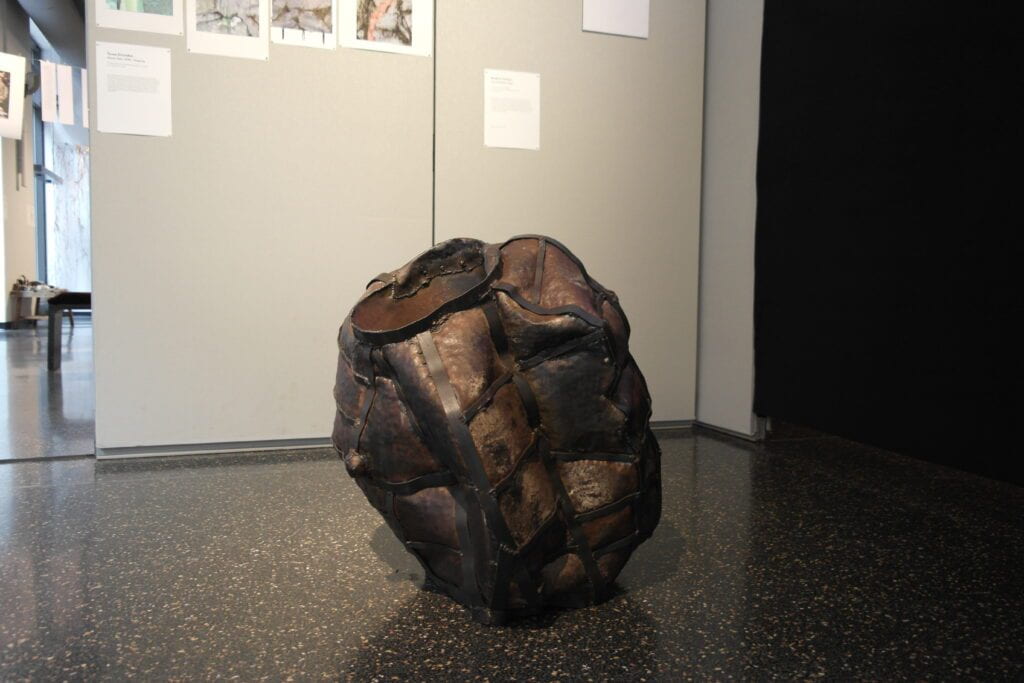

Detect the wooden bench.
xmin=47 ymin=291 xmax=91 ymax=371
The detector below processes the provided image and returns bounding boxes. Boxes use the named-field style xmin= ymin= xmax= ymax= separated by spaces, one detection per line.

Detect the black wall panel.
xmin=754 ymin=1 xmax=1022 ymax=482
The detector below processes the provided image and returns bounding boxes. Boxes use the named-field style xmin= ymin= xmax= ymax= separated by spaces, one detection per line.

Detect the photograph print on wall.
xmin=96 ymin=0 xmax=184 ymax=34
xmin=0 ymin=52 xmax=26 ymax=139
xmin=340 ymin=0 xmax=430 ymax=56
xmin=0 ymin=71 xmax=10 ymax=119
xmin=186 ymin=0 xmax=270 ymax=59
xmin=357 ymin=0 xmax=410 ymax=45
xmin=271 ymin=0 xmax=337 ymax=49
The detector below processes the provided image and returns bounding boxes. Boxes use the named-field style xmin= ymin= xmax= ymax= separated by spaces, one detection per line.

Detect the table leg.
xmin=48 ymin=305 xmax=61 ymax=371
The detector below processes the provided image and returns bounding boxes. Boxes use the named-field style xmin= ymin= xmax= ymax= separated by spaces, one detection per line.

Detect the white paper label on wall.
xmin=96 ymin=0 xmax=184 ymax=35
xmin=96 ymin=42 xmax=173 ymax=137
xmin=81 ymin=69 xmax=90 ymax=129
xmin=40 ymin=60 xmax=58 ymax=123
xmin=186 ymin=0 xmax=270 ymax=59
xmin=0 ymin=51 xmax=28 ymax=139
xmin=483 ymin=69 xmax=540 ymax=151
xmin=57 ymin=64 xmax=75 ymax=125
xmin=583 ymin=0 xmax=650 ymax=39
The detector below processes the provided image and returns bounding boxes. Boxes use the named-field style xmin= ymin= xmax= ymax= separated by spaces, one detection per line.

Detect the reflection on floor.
xmin=0 ymin=431 xmax=1020 ymax=678
xmin=0 ymin=319 xmax=94 ymax=460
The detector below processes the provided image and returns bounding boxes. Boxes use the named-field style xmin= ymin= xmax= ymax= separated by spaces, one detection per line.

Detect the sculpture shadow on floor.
xmin=340 ymin=567 xmax=661 ymax=680
xmin=366 ymin=515 xmax=682 ymax=617
xmin=614 ymin=517 xmax=687 ymax=592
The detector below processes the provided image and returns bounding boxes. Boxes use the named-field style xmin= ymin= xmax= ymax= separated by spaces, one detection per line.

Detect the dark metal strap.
xmin=515 ymin=508 xmax=560 ymax=555
xmin=418 ymin=329 xmax=520 ymax=610
xmin=511 ymin=374 xmax=541 ymax=428
xmin=489 ymin=435 xmax=540 ymax=497
xmin=334 ymin=405 xmax=357 ymax=427
xmin=592 ymin=532 xmax=640 ymax=558
xmin=451 ymin=485 xmax=478 ymax=603
xmin=536 ymin=436 xmax=606 ymax=600
xmin=354 ymin=351 xmax=379 ymax=453
xmin=516 ymin=329 xmax=607 ymax=371
xmin=364 ymin=470 xmax=458 ymax=496
xmin=574 ymin=492 xmax=641 ymax=524
xmin=492 ymin=283 xmax=604 ymax=329
xmin=377 ymin=351 xmax=433 ymax=449
xmin=499 ymin=234 xmax=619 ymax=304
xmin=481 ymin=293 xmax=543 ymax=610
xmin=406 ymin=539 xmax=458 ymax=553
xmin=481 ymin=298 xmax=509 ymax=358
xmin=511 ymin=356 xmax=605 ymax=599
xmin=463 ymin=370 xmax=514 ymax=423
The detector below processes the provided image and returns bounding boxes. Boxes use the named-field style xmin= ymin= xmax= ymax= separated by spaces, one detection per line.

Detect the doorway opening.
xmin=0 ymin=9 xmax=92 ymax=462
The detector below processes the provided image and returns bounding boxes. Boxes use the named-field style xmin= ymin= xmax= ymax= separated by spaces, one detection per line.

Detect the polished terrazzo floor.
xmin=0 ymin=320 xmax=94 ymax=461
xmin=0 ymin=429 xmax=1021 ymax=680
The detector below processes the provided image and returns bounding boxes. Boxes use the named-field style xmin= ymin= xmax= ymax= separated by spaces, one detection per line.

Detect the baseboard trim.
xmin=694 ymin=419 xmax=766 ymax=442
xmin=650 ymin=419 xmax=695 ymax=437
xmin=96 ymin=420 xmax=716 ymax=459
xmin=95 ymin=437 xmax=333 ymax=460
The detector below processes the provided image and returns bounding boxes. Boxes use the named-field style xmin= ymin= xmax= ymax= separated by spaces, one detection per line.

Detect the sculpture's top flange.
xmin=352 ymin=238 xmax=501 ymax=345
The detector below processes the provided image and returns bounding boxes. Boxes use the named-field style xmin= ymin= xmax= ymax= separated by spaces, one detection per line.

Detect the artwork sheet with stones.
xmin=333 ymin=236 xmax=661 ymax=624
xmin=270 ymin=0 xmax=334 ymax=46
xmin=196 ymin=0 xmax=261 ymax=35
xmin=96 ymin=0 xmax=182 ymax=34
xmin=187 ymin=0 xmax=268 ymax=58
xmin=272 ymin=0 xmax=333 ymax=34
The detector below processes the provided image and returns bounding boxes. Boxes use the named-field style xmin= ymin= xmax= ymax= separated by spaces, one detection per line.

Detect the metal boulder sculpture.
xmin=333 ymin=236 xmax=661 ymax=624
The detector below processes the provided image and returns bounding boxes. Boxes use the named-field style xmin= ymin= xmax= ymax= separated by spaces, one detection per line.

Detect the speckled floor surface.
xmin=0 ymin=321 xmax=94 ymax=460
xmin=0 ymin=431 xmax=1021 ymax=680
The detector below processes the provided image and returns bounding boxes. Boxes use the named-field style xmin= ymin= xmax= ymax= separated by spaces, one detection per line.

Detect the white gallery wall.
xmin=435 ymin=0 xmax=707 ymax=423
xmin=88 ymin=21 xmax=434 ymax=452
xmin=88 ymin=0 xmax=707 ymax=454
xmin=696 ymin=0 xmax=764 ymax=437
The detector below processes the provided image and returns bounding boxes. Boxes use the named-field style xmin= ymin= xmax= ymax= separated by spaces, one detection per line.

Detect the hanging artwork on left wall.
xmin=0 ymin=52 xmax=26 ymax=140
xmin=96 ymin=0 xmax=184 ymax=35
xmin=186 ymin=0 xmax=270 ymax=59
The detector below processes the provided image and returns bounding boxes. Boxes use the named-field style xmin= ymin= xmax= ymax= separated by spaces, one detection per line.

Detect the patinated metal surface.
xmin=332 ymin=236 xmax=661 ymax=624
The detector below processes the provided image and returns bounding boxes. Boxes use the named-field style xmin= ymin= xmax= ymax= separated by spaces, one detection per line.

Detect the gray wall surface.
xmin=696 ymin=0 xmax=764 ymax=436
xmin=88 ymin=23 xmax=433 ymax=449
xmin=435 ymin=0 xmax=707 ymax=422
xmin=88 ymin=1 xmax=707 ymax=451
